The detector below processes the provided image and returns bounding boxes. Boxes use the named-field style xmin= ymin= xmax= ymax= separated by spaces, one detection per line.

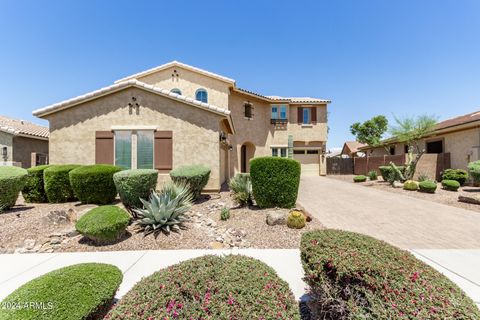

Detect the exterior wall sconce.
xmin=2 ymin=146 xmax=7 ymax=160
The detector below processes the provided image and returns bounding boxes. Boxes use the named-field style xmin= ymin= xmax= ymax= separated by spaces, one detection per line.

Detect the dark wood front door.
xmin=241 ymin=145 xmax=247 ymax=173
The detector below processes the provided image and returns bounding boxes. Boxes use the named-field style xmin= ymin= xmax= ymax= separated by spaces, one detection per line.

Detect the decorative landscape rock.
xmin=392 ymin=181 xmax=404 ymax=188
xmin=266 ymin=211 xmax=287 ymax=226
xmin=458 ymin=195 xmax=480 ymax=205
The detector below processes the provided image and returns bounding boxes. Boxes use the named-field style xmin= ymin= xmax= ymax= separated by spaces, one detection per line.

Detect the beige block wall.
xmin=136 ymin=66 xmax=231 ymax=108
xmin=0 ymin=131 xmax=13 ymax=163
xmin=12 ymin=136 xmax=49 ymax=168
xmin=443 ymin=128 xmax=480 ymax=170
xmin=44 ymin=87 xmax=223 ymax=190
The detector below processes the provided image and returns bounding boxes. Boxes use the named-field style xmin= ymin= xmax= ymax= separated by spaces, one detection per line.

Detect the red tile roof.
xmin=0 ymin=115 xmax=49 ymax=139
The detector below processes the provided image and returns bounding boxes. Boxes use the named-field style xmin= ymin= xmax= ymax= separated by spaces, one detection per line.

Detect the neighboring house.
xmin=340 ymin=141 xmax=366 ymax=158
xmin=33 ymin=61 xmax=331 ymax=191
xmin=359 ymin=110 xmax=480 ymax=170
xmin=0 ymin=115 xmax=49 ymax=168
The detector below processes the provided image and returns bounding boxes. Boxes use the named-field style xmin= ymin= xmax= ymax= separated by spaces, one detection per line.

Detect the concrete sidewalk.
xmin=0 ymin=249 xmax=479 ymax=308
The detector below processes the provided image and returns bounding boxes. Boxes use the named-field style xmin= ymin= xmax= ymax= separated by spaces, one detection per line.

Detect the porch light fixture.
xmin=2 ymin=146 xmax=7 ymax=159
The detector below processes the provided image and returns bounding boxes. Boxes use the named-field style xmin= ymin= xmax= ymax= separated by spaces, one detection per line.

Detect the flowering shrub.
xmin=301 ymin=230 xmax=480 ymax=319
xmin=107 ymin=255 xmax=300 ymax=319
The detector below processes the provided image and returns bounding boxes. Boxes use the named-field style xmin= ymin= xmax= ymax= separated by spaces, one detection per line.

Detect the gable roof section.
xmin=0 ymin=115 xmax=49 ymax=139
xmin=342 ymin=141 xmax=366 ymax=154
xmin=115 ymin=60 xmax=236 ymax=85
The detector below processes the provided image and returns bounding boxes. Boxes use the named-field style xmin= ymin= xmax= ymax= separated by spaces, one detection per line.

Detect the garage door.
xmin=294 ymin=152 xmax=319 ymax=176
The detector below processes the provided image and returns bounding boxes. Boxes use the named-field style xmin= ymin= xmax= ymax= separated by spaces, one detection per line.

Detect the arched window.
xmin=170 ymin=88 xmax=182 ymax=95
xmin=195 ymin=89 xmax=208 ymax=103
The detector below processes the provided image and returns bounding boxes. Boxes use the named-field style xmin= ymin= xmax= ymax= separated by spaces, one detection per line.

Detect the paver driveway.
xmin=298 ymin=176 xmax=480 ymax=249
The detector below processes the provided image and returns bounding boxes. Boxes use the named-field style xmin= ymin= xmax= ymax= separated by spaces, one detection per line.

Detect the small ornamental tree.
xmin=350 ymin=115 xmax=389 ymax=153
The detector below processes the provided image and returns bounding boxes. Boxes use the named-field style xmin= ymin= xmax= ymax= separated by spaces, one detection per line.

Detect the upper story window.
xmin=298 ymin=106 xmax=316 ymax=125
xmin=195 ymin=89 xmax=208 ymax=103
xmin=170 ymin=88 xmax=182 ymax=95
xmin=271 ymin=105 xmax=287 ymax=120
xmin=244 ymin=102 xmax=253 ymax=119
xmin=303 ymin=108 xmax=311 ymax=124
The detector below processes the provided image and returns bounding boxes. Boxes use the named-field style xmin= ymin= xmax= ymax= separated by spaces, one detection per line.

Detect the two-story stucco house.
xmin=33 ymin=61 xmax=330 ymax=191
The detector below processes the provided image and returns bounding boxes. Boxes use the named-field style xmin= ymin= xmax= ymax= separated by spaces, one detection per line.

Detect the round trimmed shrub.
xmin=170 ymin=165 xmax=210 ymax=200
xmin=353 ymin=175 xmax=367 ymax=183
xmin=403 ymin=179 xmax=419 ymax=191
xmin=418 ymin=180 xmax=437 ymax=193
xmin=69 ymin=164 xmax=122 ymax=204
xmin=442 ymin=179 xmax=460 ymax=191
xmin=250 ymin=157 xmax=301 ymax=208
xmin=107 ymin=255 xmax=300 ymax=319
xmin=75 ymin=205 xmax=130 ymax=243
xmin=44 ymin=164 xmax=81 ymax=203
xmin=113 ymin=169 xmax=158 ymax=209
xmin=22 ymin=165 xmax=50 ymax=203
xmin=301 ymin=230 xmax=480 ymax=319
xmin=0 ymin=263 xmax=122 ymax=320
xmin=0 ymin=166 xmax=27 ymax=211
xmin=442 ymin=169 xmax=468 ymax=186
xmin=468 ymin=160 xmax=480 ymax=183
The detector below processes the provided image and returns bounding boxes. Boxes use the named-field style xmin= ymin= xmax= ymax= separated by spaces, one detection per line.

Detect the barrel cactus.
xmin=403 ymin=180 xmax=419 ymax=191
xmin=287 ymin=210 xmax=306 ymax=229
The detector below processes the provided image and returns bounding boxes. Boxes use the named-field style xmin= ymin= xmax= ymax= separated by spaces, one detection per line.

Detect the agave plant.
xmin=133 ymin=182 xmax=194 ymax=237
xmin=228 ymin=173 xmax=253 ymax=206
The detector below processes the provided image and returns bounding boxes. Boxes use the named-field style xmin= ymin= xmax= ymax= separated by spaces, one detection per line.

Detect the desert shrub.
xmin=133 ymin=182 xmax=193 ymax=237
xmin=69 ymin=164 xmax=122 ymax=205
xmin=300 ymin=230 xmax=480 ymax=319
xmin=228 ymin=173 xmax=253 ymax=206
xmin=113 ymin=169 xmax=158 ymax=209
xmin=417 ymin=172 xmax=430 ymax=182
xmin=353 ymin=175 xmax=367 ymax=183
xmin=367 ymin=170 xmax=378 ymax=180
xmin=442 ymin=179 xmax=460 ymax=191
xmin=419 ymin=180 xmax=437 ymax=193
xmin=468 ymin=160 xmax=480 ymax=183
xmin=75 ymin=206 xmax=130 ymax=243
xmin=287 ymin=210 xmax=306 ymax=229
xmin=250 ymin=157 xmax=301 ymax=208
xmin=442 ymin=169 xmax=468 ymax=186
xmin=0 ymin=166 xmax=28 ymax=210
xmin=378 ymin=165 xmax=405 ymax=182
xmin=0 ymin=263 xmax=122 ymax=320
xmin=170 ymin=165 xmax=210 ymax=200
xmin=44 ymin=164 xmax=81 ymax=203
xmin=107 ymin=255 xmax=300 ymax=319
xmin=22 ymin=165 xmax=51 ymax=203
xmin=220 ymin=207 xmax=230 ymax=220
xmin=403 ymin=180 xmax=419 ymax=191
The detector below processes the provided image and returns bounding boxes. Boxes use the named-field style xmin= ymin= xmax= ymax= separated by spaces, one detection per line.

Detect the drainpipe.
xmin=288 ymin=135 xmax=293 ymax=159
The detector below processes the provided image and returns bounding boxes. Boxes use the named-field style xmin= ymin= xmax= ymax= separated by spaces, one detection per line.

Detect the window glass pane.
xmin=196 ymin=89 xmax=208 ymax=103
xmin=115 ymin=131 xmax=132 ymax=169
xmin=307 ymin=150 xmax=319 ymax=154
xmin=137 ymin=131 xmax=154 ymax=169
xmin=303 ymin=108 xmax=310 ymax=124
xmin=280 ymin=105 xmax=287 ymax=119
xmin=272 ymin=148 xmax=278 ymax=157
xmin=171 ymin=88 xmax=182 ymax=95
xmin=293 ymin=149 xmax=305 ymax=154
xmin=271 ymin=106 xmax=278 ymax=119
xmin=280 ymin=148 xmax=287 ymax=157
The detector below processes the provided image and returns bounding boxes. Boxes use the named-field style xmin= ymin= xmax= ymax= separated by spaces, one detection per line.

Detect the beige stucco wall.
xmin=44 ymin=87 xmax=224 ymax=190
xmin=0 ymin=131 xmax=13 ymax=164
xmin=135 ymin=66 xmax=231 ymax=109
xmin=12 ymin=136 xmax=49 ymax=168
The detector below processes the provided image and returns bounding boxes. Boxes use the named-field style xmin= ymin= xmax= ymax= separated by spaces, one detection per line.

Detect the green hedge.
xmin=44 ymin=165 xmax=81 ymax=203
xmin=0 ymin=166 xmax=28 ymax=211
xmin=113 ymin=169 xmax=158 ymax=209
xmin=169 ymin=165 xmax=210 ymax=200
xmin=69 ymin=164 xmax=122 ymax=204
xmin=442 ymin=179 xmax=460 ymax=191
xmin=353 ymin=175 xmax=367 ymax=183
xmin=250 ymin=157 xmax=300 ymax=208
xmin=22 ymin=165 xmax=50 ymax=203
xmin=107 ymin=255 xmax=300 ymax=319
xmin=75 ymin=205 xmax=130 ymax=243
xmin=441 ymin=169 xmax=468 ymax=186
xmin=419 ymin=180 xmax=437 ymax=193
xmin=468 ymin=160 xmax=480 ymax=183
xmin=300 ymin=230 xmax=480 ymax=319
xmin=0 ymin=263 xmax=123 ymax=320
xmin=378 ymin=165 xmax=405 ymax=182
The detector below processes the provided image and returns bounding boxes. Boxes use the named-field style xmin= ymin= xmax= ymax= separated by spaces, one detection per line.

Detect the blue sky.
xmin=0 ymin=0 xmax=479 ymax=149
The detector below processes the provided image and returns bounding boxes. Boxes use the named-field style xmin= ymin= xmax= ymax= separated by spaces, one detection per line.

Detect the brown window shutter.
xmin=154 ymin=131 xmax=173 ymax=171
xmin=297 ymin=107 xmax=303 ymax=124
xmin=95 ymin=131 xmax=114 ymax=164
xmin=311 ymin=107 xmax=317 ymax=124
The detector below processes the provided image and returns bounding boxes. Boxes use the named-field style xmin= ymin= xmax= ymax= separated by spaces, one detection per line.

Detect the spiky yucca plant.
xmin=229 ymin=173 xmax=253 ymax=206
xmin=133 ymin=182 xmax=194 ymax=237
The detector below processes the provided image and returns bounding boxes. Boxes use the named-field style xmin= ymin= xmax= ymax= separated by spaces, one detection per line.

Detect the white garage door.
xmin=294 ymin=152 xmax=320 ymax=176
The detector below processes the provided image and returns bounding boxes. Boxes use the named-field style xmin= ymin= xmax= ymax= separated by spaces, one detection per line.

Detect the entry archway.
xmin=240 ymin=142 xmax=255 ymax=173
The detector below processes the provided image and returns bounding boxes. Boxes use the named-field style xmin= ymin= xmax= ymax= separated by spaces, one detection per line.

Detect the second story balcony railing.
xmin=270 ymin=118 xmax=288 ymax=125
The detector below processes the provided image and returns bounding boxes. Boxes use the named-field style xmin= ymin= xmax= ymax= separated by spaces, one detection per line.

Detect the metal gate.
xmin=327 ymin=157 xmax=353 ymax=175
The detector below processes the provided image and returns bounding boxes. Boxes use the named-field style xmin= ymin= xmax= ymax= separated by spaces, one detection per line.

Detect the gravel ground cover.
xmin=0 ymin=191 xmax=323 ymax=254
xmin=327 ymin=174 xmax=480 ymax=213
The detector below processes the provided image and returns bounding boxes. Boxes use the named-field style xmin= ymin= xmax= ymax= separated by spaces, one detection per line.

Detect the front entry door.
xmin=241 ymin=145 xmax=247 ymax=173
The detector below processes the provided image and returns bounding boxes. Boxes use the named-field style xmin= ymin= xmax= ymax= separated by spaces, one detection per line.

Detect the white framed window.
xmin=170 ymin=88 xmax=182 ymax=95
xmin=114 ymin=130 xmax=154 ymax=169
xmin=195 ymin=88 xmax=208 ymax=103
xmin=271 ymin=104 xmax=287 ymax=119
xmin=271 ymin=147 xmax=288 ymax=158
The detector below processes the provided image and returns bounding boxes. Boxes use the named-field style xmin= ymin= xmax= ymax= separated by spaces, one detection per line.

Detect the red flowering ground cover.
xmin=106 ymin=255 xmax=300 ymax=319
xmin=301 ymin=230 xmax=480 ymax=319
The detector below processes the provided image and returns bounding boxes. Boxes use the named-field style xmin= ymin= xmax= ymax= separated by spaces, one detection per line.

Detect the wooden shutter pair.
xmin=296 ymin=107 xmax=317 ymax=124
xmin=95 ymin=130 xmax=172 ymax=171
